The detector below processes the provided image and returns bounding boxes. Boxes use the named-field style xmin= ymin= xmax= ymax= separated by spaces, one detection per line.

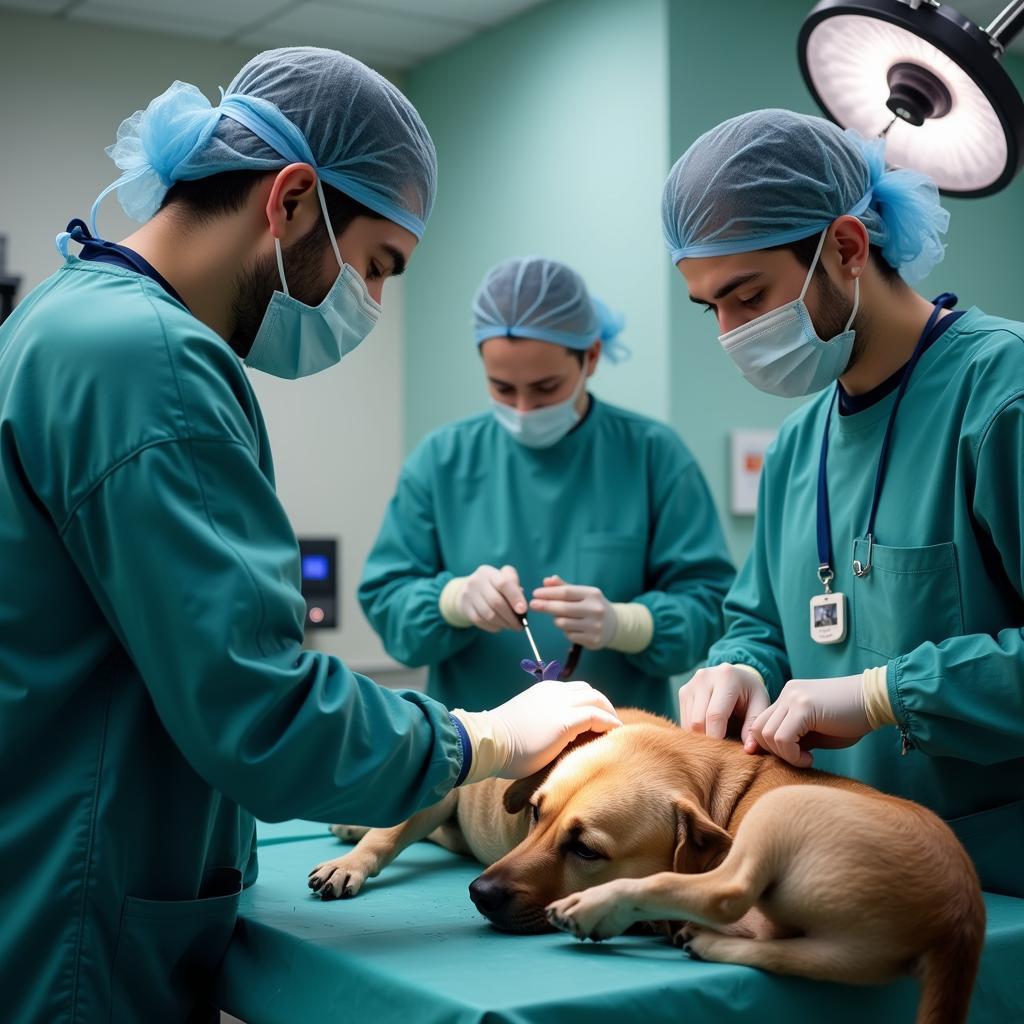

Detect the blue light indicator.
xmin=302 ymin=554 xmax=330 ymax=581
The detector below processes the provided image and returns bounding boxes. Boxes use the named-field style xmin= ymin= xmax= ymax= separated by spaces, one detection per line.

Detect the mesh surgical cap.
xmin=472 ymin=257 xmax=629 ymax=363
xmin=89 ymin=47 xmax=436 ymax=240
xmin=662 ymin=109 xmax=949 ymax=282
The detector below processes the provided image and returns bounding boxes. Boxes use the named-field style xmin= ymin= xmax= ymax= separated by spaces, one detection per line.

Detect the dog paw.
xmin=307 ymin=855 xmax=374 ymax=900
xmin=545 ymin=881 xmax=640 ymax=942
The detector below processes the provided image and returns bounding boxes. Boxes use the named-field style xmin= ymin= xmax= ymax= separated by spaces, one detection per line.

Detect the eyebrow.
xmin=382 ymin=244 xmax=406 ymax=277
xmin=488 ymin=375 xmax=563 ymax=389
xmin=689 ymin=271 xmax=762 ymax=306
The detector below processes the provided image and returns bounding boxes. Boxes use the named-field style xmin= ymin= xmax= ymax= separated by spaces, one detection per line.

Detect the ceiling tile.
xmin=0 ymin=0 xmax=70 ymax=12
xmin=94 ymin=0 xmax=287 ymax=23
xmin=69 ymin=1 xmax=238 ymax=38
xmin=0 ymin=0 xmax=554 ymax=64
xmin=246 ymin=2 xmax=471 ymax=59
xmin=316 ymin=0 xmax=544 ymax=28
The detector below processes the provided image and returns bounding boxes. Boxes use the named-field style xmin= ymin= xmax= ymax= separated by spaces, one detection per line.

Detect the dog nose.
xmin=468 ymin=875 xmax=510 ymax=915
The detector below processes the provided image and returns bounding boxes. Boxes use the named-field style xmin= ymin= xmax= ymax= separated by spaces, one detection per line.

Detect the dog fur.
xmin=308 ymin=709 xmax=984 ymax=1024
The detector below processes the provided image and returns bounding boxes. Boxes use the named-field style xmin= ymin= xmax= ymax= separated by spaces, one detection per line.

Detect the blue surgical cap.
xmin=90 ymin=47 xmax=437 ymax=240
xmin=472 ymin=257 xmax=629 ymax=363
xmin=662 ymin=109 xmax=949 ymax=282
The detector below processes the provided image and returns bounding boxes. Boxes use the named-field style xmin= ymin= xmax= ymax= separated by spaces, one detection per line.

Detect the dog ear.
xmin=673 ymin=798 xmax=733 ymax=874
xmin=502 ymin=730 xmax=605 ymax=814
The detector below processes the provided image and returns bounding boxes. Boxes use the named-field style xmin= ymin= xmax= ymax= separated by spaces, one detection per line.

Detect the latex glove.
xmin=746 ymin=674 xmax=871 ymax=768
xmin=530 ymin=575 xmax=617 ymax=650
xmin=458 ymin=564 xmax=526 ymax=633
xmin=677 ymin=664 xmax=770 ymax=742
xmin=451 ymin=680 xmax=622 ymax=784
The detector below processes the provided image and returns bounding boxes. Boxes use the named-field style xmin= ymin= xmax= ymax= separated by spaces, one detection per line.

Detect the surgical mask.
xmin=718 ymin=229 xmax=859 ymax=398
xmin=492 ymin=366 xmax=588 ymax=449
xmin=244 ymin=180 xmax=382 ymax=379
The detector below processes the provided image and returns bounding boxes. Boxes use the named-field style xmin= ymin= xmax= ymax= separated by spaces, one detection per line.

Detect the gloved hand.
xmin=530 ymin=575 xmax=617 ymax=650
xmin=453 ymin=564 xmax=526 ymax=633
xmin=746 ymin=674 xmax=872 ymax=768
xmin=677 ymin=663 xmax=770 ymax=742
xmin=451 ymin=680 xmax=621 ymax=784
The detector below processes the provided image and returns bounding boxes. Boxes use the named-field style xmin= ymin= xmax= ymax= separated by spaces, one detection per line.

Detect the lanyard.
xmin=816 ymin=293 xmax=957 ymax=588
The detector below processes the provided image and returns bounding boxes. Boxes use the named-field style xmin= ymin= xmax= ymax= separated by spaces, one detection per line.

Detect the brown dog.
xmin=308 ymin=709 xmax=984 ymax=1024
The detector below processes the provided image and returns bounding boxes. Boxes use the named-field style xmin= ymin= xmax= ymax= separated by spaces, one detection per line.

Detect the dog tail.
xmin=913 ymin=885 xmax=986 ymax=1024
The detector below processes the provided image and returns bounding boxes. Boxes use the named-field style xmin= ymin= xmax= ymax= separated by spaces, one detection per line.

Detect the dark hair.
xmin=159 ymin=169 xmax=383 ymax=235
xmin=770 ymin=233 xmax=902 ymax=285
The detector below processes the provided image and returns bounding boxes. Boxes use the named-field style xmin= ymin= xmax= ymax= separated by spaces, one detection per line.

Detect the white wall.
xmin=0 ymin=10 xmax=413 ymax=675
xmin=246 ymin=290 xmax=411 ymax=673
xmin=0 ymin=11 xmax=261 ymax=292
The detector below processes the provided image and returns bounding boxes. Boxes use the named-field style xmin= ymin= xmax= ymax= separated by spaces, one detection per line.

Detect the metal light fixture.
xmin=799 ymin=0 xmax=1024 ymax=196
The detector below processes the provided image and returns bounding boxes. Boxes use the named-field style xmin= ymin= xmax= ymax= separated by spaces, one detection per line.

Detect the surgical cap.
xmin=662 ymin=109 xmax=949 ymax=282
xmin=472 ymin=257 xmax=629 ymax=363
xmin=90 ymin=47 xmax=436 ymax=239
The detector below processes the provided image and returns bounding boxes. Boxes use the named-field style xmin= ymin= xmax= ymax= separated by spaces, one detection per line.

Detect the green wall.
xmin=405 ymin=0 xmax=1024 ymax=566
xmin=404 ymin=0 xmax=670 ymax=444
xmin=666 ymin=0 xmax=1024 ymax=562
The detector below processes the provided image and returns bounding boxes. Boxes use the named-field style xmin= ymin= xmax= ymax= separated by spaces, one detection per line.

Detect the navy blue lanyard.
xmin=816 ymin=293 xmax=957 ymax=589
xmin=62 ymin=218 xmax=187 ymax=308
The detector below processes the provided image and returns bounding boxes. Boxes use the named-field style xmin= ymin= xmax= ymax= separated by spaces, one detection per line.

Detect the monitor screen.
xmin=302 ymin=554 xmax=330 ymax=581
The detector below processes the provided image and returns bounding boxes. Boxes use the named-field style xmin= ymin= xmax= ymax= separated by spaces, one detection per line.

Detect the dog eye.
xmin=570 ymin=839 xmax=604 ymax=861
xmin=531 ymin=804 xmax=539 ymax=823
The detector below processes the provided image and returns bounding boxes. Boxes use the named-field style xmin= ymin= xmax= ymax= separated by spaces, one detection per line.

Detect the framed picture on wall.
xmin=729 ymin=429 xmax=776 ymax=516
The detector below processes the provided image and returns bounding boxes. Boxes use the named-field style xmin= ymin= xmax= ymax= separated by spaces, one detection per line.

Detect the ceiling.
xmin=2 ymin=0 xmax=1021 ymax=69
xmin=0 ymin=0 xmax=550 ymax=71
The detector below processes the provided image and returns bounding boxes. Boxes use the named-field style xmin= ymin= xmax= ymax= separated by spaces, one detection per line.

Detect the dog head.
xmin=468 ymin=714 xmax=733 ymax=932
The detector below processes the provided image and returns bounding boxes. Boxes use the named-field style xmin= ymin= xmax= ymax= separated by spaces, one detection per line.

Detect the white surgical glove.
xmin=677 ymin=663 xmax=770 ymax=742
xmin=440 ymin=564 xmax=526 ymax=633
xmin=747 ymin=673 xmax=875 ymax=768
xmin=531 ymin=574 xmax=649 ymax=651
xmin=451 ymin=680 xmax=621 ymax=784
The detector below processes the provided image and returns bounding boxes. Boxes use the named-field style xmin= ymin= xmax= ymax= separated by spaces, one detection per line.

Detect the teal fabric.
xmin=0 ymin=258 xmax=463 ymax=1023
xmin=217 ymin=833 xmax=1024 ymax=1023
xmin=256 ymin=819 xmax=334 ymax=846
xmin=359 ymin=398 xmax=735 ymax=716
xmin=708 ymin=308 xmax=1024 ymax=896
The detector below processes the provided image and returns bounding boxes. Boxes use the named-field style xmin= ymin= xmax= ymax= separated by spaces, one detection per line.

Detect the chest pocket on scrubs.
xmin=576 ymin=532 xmax=646 ymax=602
xmin=109 ymin=865 xmax=242 ymax=1023
xmin=853 ymin=540 xmax=964 ymax=661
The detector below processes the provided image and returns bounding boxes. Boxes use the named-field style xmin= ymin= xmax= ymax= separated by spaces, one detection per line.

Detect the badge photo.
xmin=810 ymin=591 xmax=847 ymax=645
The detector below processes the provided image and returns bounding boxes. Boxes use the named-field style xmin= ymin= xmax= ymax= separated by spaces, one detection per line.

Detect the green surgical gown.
xmin=359 ymin=398 xmax=735 ymax=716
xmin=0 ymin=258 xmax=463 ymax=1023
xmin=708 ymin=308 xmax=1024 ymax=897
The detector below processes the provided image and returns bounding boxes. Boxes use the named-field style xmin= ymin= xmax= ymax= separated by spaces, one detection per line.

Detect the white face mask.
xmin=717 ymin=228 xmax=859 ymax=398
xmin=491 ymin=365 xmax=588 ymax=449
xmin=244 ymin=180 xmax=382 ymax=380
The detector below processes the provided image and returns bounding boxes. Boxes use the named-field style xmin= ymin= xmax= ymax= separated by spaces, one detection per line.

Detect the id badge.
xmin=810 ymin=591 xmax=847 ymax=645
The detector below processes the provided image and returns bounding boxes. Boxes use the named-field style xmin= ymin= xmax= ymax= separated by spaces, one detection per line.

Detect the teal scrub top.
xmin=0 ymin=258 xmax=463 ymax=1023
xmin=708 ymin=308 xmax=1024 ymax=897
xmin=359 ymin=398 xmax=735 ymax=716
